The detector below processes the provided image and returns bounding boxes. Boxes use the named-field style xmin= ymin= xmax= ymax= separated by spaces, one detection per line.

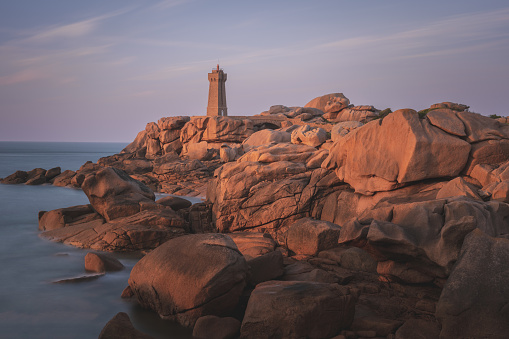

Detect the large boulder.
xmin=305 ymin=93 xmax=350 ymax=113
xmin=240 ymin=281 xmax=357 ymax=339
xmin=242 ymin=129 xmax=291 ymax=151
xmin=436 ymin=229 xmax=509 ymax=339
xmin=128 ymin=234 xmax=248 ymax=327
xmin=324 ymin=109 xmax=471 ymax=195
xmin=81 ymin=167 xmax=156 ymax=222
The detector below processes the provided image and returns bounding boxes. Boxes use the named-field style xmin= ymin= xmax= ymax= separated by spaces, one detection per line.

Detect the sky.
xmin=0 ymin=0 xmax=508 ymax=142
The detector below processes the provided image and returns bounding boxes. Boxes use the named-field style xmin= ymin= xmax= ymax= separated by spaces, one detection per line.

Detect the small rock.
xmin=85 ymin=252 xmax=124 ymax=273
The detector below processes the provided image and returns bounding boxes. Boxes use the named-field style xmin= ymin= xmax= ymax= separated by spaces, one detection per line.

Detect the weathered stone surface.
xmin=291 ymin=125 xmax=327 ymax=147
xmin=331 ymin=121 xmax=364 ymax=142
xmin=282 ymin=261 xmax=339 ymax=284
xmin=351 ymin=316 xmax=403 ymax=337
xmin=145 ymin=138 xmax=161 ymax=158
xmin=240 ymin=281 xmax=356 ymax=339
xmin=98 ymin=312 xmax=153 ymax=339
xmin=334 ymin=106 xmax=378 ymax=123
xmin=319 ymin=247 xmax=377 ymax=273
xmin=463 ymin=139 xmax=509 ymax=175
xmin=38 ymin=204 xmax=103 ymax=231
xmin=305 ymin=93 xmax=350 ymax=113
xmin=128 ymin=234 xmax=248 ymax=327
xmin=158 ymin=116 xmax=190 ymax=131
xmin=239 ymin=143 xmax=317 ymax=164
xmin=156 ymin=196 xmax=192 ymax=211
xmin=429 ymin=101 xmax=469 ymax=112
xmin=193 ymin=315 xmax=241 ymax=339
xmin=159 ymin=129 xmax=180 ymax=144
xmin=246 ymin=250 xmax=284 ymax=285
xmin=227 ymin=232 xmax=277 ymax=259
xmin=122 ymin=130 xmax=149 ymax=154
xmin=335 ymin=195 xmax=509 ymax=280
xmin=209 ymin=159 xmax=341 ymax=243
xmin=219 ymin=144 xmax=237 ymax=163
xmin=1 ymin=170 xmax=28 ymax=184
xmin=436 ymin=229 xmax=509 ymax=339
xmin=84 ymin=252 xmax=124 ymax=273
xmin=45 ymin=167 xmax=61 ymax=181
xmin=182 ymin=141 xmax=215 ymax=161
xmin=426 ymin=109 xmax=466 ymax=137
xmin=395 ymin=319 xmax=441 ymax=339
xmin=181 ymin=116 xmax=254 ymax=144
xmin=242 ymin=129 xmax=291 ymax=151
xmin=436 ymin=177 xmax=481 ymax=201
xmin=145 ymin=122 xmax=160 ymax=139
xmin=287 ymin=217 xmax=341 ymax=256
xmin=52 ymin=169 xmax=76 ymax=187
xmin=324 ymin=109 xmax=471 ymax=194
xmin=81 ymin=167 xmax=156 ymax=222
xmin=456 ymin=111 xmax=509 ymax=143
xmin=25 ymin=168 xmax=47 ymax=185
xmin=41 ymin=208 xmax=186 ymax=251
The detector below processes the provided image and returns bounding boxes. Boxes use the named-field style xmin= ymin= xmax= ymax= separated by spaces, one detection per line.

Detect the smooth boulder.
xmin=128 ymin=234 xmax=248 ymax=327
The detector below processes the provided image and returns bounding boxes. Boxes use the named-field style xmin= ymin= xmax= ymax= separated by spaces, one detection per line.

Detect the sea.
xmin=0 ymin=142 xmax=196 ymax=339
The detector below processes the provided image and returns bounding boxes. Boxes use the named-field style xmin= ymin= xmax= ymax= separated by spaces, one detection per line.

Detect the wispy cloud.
xmin=23 ymin=7 xmax=134 ymax=43
xmin=151 ymin=0 xmax=192 ymax=10
xmin=0 ymin=69 xmax=46 ymax=86
xmin=316 ymin=7 xmax=509 ymax=58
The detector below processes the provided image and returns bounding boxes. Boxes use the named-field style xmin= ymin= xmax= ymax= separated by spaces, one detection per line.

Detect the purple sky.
xmin=1 ymin=0 xmax=508 ymax=142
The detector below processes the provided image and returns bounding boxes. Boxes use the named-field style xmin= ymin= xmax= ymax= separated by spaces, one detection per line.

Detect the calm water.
xmin=0 ymin=142 xmax=195 ymax=339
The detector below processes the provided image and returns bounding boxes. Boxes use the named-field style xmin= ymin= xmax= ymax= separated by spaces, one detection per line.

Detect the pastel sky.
xmin=1 ymin=0 xmax=508 ymax=142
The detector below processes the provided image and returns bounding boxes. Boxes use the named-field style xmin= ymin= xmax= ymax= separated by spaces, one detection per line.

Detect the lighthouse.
xmin=207 ymin=64 xmax=227 ymax=116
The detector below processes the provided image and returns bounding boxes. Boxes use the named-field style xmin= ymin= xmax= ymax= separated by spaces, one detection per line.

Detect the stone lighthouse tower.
xmin=207 ymin=65 xmax=227 ymax=116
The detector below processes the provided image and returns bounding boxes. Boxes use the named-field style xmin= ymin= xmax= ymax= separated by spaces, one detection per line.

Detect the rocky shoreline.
xmin=2 ymin=93 xmax=509 ymax=338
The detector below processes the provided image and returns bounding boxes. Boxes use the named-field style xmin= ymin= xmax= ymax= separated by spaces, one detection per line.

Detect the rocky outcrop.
xmin=240 ymin=281 xmax=357 ymax=339
xmin=208 ymin=143 xmax=343 ymax=244
xmin=324 ymin=109 xmax=473 ymax=195
xmin=128 ymin=234 xmax=249 ymax=327
xmin=1 ymin=167 xmax=61 ymax=185
xmin=39 ymin=168 xmax=187 ymax=251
